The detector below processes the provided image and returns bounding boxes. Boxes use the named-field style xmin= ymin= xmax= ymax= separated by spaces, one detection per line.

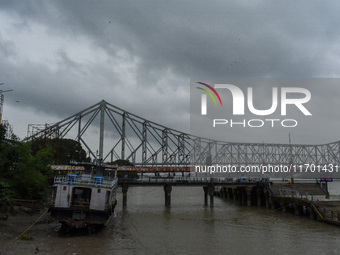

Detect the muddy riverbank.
xmin=0 ymin=208 xmax=60 ymax=255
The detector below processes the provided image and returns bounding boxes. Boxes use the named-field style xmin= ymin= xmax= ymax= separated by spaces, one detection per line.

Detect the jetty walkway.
xmin=117 ymin=176 xmax=340 ymax=226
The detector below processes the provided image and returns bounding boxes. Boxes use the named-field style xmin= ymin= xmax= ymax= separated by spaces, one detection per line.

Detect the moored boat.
xmin=49 ymin=164 xmax=118 ymax=229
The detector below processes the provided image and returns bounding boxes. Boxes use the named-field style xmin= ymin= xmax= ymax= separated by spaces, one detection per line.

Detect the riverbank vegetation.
xmin=0 ymin=124 xmax=89 ymax=211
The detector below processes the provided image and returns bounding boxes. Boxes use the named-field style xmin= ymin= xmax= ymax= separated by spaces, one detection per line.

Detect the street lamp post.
xmin=0 ymin=83 xmax=13 ymax=124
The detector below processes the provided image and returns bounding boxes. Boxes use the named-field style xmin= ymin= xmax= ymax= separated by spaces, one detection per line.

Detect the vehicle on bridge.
xmin=49 ymin=164 xmax=118 ymax=230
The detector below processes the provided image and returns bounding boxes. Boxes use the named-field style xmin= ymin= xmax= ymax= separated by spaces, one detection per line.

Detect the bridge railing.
xmin=118 ymin=176 xmax=256 ymax=184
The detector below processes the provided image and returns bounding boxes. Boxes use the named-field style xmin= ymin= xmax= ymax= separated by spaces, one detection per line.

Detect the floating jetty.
xmin=215 ymin=181 xmax=340 ymax=226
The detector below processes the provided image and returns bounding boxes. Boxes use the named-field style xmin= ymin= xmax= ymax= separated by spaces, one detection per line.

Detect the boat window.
xmin=98 ymin=189 xmax=101 ymax=193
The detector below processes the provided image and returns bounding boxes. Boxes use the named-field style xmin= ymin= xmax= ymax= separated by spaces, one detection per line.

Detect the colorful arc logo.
xmin=196 ymin=82 xmax=222 ymax=106
xmin=196 ymin=82 xmax=222 ymax=115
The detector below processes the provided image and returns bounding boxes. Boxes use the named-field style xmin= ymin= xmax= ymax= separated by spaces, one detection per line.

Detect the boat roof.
xmin=51 ymin=165 xmax=85 ymax=171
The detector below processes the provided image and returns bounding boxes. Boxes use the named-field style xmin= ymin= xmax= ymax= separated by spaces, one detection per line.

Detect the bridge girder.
xmin=25 ymin=100 xmax=340 ymax=166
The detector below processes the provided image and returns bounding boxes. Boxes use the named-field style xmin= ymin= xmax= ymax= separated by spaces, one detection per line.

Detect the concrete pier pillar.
xmin=325 ymin=182 xmax=330 ymax=199
xmin=280 ymin=202 xmax=286 ymax=213
xmin=224 ymin=188 xmax=228 ymax=199
xmin=164 ymin=184 xmax=172 ymax=207
xmin=221 ymin=188 xmax=225 ymax=198
xmin=246 ymin=187 xmax=252 ymax=206
xmin=229 ymin=188 xmax=234 ymax=200
xmin=309 ymin=210 xmax=316 ymax=220
xmin=203 ymin=186 xmax=208 ymax=205
xmin=242 ymin=189 xmax=247 ymax=205
xmin=122 ymin=183 xmax=129 ymax=207
xmin=233 ymin=189 xmax=238 ymax=201
xmin=208 ymin=185 xmax=215 ymax=207
xmin=293 ymin=205 xmax=300 ymax=216
xmin=257 ymin=187 xmax=262 ymax=206
xmin=263 ymin=190 xmax=270 ymax=208
xmin=270 ymin=199 xmax=276 ymax=210
xmin=238 ymin=189 xmax=243 ymax=204
xmin=225 ymin=188 xmax=229 ymax=199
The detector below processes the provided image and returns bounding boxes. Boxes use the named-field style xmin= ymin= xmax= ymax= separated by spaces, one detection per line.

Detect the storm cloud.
xmin=1 ymin=0 xmax=340 ymax=145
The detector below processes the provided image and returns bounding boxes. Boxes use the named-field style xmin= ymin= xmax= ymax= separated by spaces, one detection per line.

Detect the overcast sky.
xmin=1 ymin=0 xmax=340 ymax=147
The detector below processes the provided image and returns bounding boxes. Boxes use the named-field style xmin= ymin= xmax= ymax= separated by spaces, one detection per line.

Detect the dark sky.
xmin=1 ymin=0 xmax=340 ymax=145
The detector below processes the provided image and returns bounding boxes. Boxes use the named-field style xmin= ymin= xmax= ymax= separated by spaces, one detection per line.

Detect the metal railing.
xmin=118 ymin=176 xmax=259 ymax=184
xmin=270 ymin=187 xmax=316 ymax=201
xmin=53 ymin=175 xmax=117 ymax=188
xmin=269 ymin=186 xmax=340 ymax=222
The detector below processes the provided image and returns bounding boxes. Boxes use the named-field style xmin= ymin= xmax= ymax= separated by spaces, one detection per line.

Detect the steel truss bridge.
xmin=26 ymin=100 xmax=340 ymax=167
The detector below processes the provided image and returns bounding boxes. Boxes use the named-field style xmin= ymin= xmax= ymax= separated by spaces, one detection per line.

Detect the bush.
xmin=0 ymin=180 xmax=14 ymax=205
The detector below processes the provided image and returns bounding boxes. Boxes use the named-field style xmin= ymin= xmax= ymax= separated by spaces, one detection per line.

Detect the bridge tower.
xmin=99 ymin=100 xmax=105 ymax=163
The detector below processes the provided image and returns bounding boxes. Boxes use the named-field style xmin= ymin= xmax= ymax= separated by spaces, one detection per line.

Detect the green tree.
xmin=1 ymin=128 xmax=93 ymax=201
xmin=0 ymin=125 xmax=56 ymax=200
xmin=0 ymin=124 xmax=6 ymax=142
xmin=11 ymin=143 xmax=55 ymax=199
xmin=31 ymin=138 xmax=89 ymax=164
xmin=0 ymin=180 xmax=14 ymax=205
xmin=0 ymin=125 xmax=19 ymax=180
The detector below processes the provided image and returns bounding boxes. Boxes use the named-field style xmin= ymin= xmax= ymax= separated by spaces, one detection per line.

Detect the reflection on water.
xmin=8 ymin=185 xmax=340 ymax=254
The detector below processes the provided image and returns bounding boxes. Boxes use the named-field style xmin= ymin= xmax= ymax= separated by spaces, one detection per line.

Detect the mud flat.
xmin=0 ymin=208 xmax=61 ymax=255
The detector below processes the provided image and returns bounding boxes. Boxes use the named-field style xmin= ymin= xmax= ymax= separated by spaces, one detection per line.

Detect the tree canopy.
xmin=0 ymin=125 xmax=89 ymax=203
xmin=31 ymin=138 xmax=90 ymax=164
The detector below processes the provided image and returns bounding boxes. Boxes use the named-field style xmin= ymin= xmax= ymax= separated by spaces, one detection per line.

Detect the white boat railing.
xmin=54 ymin=175 xmax=117 ymax=187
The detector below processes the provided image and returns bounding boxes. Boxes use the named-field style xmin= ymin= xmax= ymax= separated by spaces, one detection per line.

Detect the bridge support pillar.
xmin=208 ymin=185 xmax=215 ymax=207
xmin=122 ymin=183 xmax=129 ymax=207
xmin=164 ymin=184 xmax=172 ymax=207
xmin=203 ymin=185 xmax=215 ymax=206
xmin=203 ymin=186 xmax=208 ymax=205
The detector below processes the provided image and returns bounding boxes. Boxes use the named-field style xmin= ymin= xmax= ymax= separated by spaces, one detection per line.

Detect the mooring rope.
xmin=13 ymin=208 xmax=49 ymax=242
xmin=2 ymin=208 xmax=49 ymax=255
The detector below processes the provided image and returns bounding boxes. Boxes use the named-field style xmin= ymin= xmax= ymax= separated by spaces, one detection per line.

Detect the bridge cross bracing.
xmin=26 ymin=100 xmax=340 ymax=166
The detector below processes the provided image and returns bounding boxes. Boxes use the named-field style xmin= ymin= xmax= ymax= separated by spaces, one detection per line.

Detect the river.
xmin=4 ymin=185 xmax=340 ymax=255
